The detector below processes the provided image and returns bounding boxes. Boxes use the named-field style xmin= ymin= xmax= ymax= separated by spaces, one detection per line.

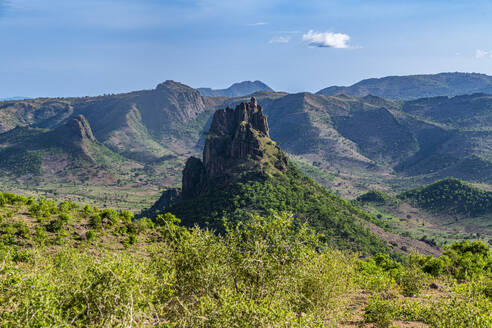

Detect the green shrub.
xmin=127 ymin=233 xmax=137 ymax=245
xmin=89 ymin=215 xmax=102 ymax=229
xmin=364 ymin=295 xmax=398 ymax=328
xmin=101 ymin=208 xmax=118 ymax=226
xmin=0 ymin=223 xmax=16 ymax=246
xmin=12 ymin=248 xmax=33 ymax=263
xmin=119 ymin=210 xmax=134 ymax=224
xmin=396 ymin=266 xmax=426 ymax=297
xmin=2 ymin=193 xmax=28 ymax=206
xmin=29 ymin=197 xmax=57 ymax=220
xmin=85 ymin=230 xmax=96 ymax=241
xmin=47 ymin=218 xmax=65 ymax=233
xmin=441 ymin=241 xmax=491 ymax=280
xmin=34 ymin=226 xmax=49 ymax=245
xmin=13 ymin=221 xmax=30 ymax=239
xmin=58 ymin=200 xmax=79 ymax=212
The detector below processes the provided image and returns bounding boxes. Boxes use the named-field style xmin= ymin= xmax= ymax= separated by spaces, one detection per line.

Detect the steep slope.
xmin=197 ymin=80 xmax=274 ymax=97
xmin=401 ymin=93 xmax=492 ymax=130
xmin=0 ymin=81 xmax=213 ymax=162
xmin=0 ymin=115 xmax=171 ymax=210
xmin=0 ymin=115 xmax=123 ymax=178
xmin=144 ymin=98 xmax=439 ymax=256
xmin=317 ymin=72 xmax=492 ymax=100
xmin=223 ymin=93 xmax=412 ymax=169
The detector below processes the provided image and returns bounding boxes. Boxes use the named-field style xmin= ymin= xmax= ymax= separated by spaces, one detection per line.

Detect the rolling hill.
xmin=399 ymin=178 xmax=492 ymax=217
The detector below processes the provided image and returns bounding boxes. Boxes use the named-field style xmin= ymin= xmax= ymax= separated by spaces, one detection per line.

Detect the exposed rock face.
xmin=137 ymin=188 xmax=183 ymax=218
xmin=182 ymin=97 xmax=287 ymax=200
xmin=65 ymin=115 xmax=96 ymax=143
xmin=182 ymin=157 xmax=206 ymax=200
xmin=48 ymin=114 xmax=97 ymax=161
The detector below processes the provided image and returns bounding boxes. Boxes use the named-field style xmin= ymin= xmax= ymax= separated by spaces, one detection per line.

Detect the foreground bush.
xmin=1 ymin=192 xmax=490 ymax=327
xmin=0 ymin=212 xmax=356 ymax=327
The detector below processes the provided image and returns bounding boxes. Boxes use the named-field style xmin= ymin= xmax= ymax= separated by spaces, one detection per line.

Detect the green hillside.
xmin=399 ymin=178 xmax=492 ymax=216
xmin=162 ymin=163 xmax=391 ymax=256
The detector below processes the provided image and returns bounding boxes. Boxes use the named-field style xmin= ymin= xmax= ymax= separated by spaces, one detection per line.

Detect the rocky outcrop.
xmin=182 ymin=97 xmax=287 ymax=200
xmin=138 ymin=188 xmax=183 ymax=218
xmin=65 ymin=115 xmax=96 ymax=143
xmin=45 ymin=115 xmax=97 ymax=161
xmin=182 ymin=157 xmax=206 ymax=200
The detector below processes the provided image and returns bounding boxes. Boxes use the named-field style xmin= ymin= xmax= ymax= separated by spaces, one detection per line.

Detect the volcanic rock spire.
xmin=181 ymin=97 xmax=287 ymax=200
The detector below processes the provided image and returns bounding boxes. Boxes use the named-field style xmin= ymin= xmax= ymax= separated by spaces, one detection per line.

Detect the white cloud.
xmin=248 ymin=22 xmax=267 ymax=26
xmin=475 ymin=49 xmax=492 ymax=59
xmin=302 ymin=30 xmax=352 ymax=49
xmin=269 ymin=36 xmax=291 ymax=44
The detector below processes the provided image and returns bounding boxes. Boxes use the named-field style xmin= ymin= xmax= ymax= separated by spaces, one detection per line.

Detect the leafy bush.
xmin=28 ymin=197 xmax=57 ymax=221
xmin=85 ymin=230 xmax=96 ymax=241
xmin=89 ymin=215 xmax=102 ymax=229
xmin=396 ymin=265 xmax=426 ymax=297
xmin=101 ymin=208 xmax=118 ymax=226
xmin=119 ymin=210 xmax=134 ymax=223
xmin=364 ymin=295 xmax=399 ymax=328
xmin=440 ymin=241 xmax=491 ymax=280
xmin=0 ymin=211 xmax=358 ymax=327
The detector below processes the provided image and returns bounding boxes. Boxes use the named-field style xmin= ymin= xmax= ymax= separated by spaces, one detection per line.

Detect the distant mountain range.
xmin=197 ymin=80 xmax=273 ymax=97
xmin=0 ymin=73 xmax=491 ymax=208
xmin=317 ymin=72 xmax=492 ymax=100
xmin=0 ymin=97 xmax=31 ymax=101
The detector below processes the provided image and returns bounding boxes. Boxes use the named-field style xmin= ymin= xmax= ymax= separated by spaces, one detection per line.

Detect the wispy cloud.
xmin=476 ymin=49 xmax=492 ymax=59
xmin=302 ymin=30 xmax=354 ymax=49
xmin=247 ymin=22 xmax=267 ymax=26
xmin=274 ymin=30 xmax=301 ymax=34
xmin=269 ymin=36 xmax=291 ymax=44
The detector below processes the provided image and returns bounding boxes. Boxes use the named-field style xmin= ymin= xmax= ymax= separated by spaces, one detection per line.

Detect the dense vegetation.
xmin=355 ymin=190 xmax=399 ymax=206
xmin=160 ymin=163 xmax=392 ymax=256
xmin=0 ymin=192 xmax=490 ymax=327
xmin=399 ymin=178 xmax=492 ymax=216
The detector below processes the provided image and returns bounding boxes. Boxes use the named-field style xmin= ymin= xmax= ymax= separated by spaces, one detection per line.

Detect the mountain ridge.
xmin=197 ymin=80 xmax=274 ymax=97
xmin=316 ymin=72 xmax=492 ymax=100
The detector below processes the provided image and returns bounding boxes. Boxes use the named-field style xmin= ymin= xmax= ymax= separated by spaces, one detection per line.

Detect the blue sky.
xmin=1 ymin=0 xmax=492 ymax=97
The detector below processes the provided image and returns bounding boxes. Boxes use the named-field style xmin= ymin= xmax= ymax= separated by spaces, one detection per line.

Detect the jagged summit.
xmin=182 ymin=97 xmax=287 ymax=200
